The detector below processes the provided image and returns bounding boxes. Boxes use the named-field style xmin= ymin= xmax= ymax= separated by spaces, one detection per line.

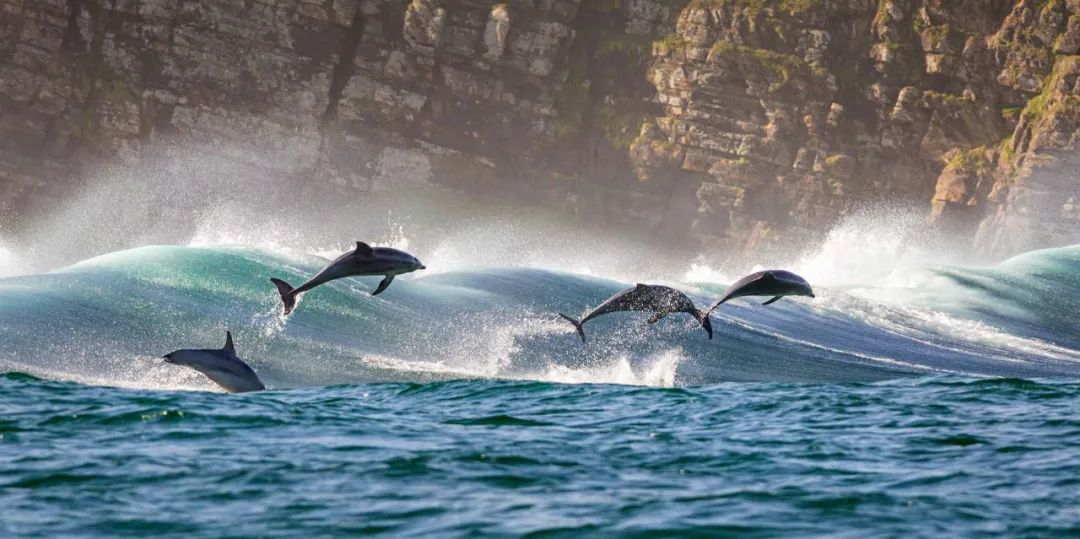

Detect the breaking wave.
xmin=0 ymin=239 xmax=1077 ymax=390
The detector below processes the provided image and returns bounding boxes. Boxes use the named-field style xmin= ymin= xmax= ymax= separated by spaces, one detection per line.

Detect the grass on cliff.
xmin=995 ymin=55 xmax=1080 ymax=168
xmin=709 ymin=41 xmax=827 ymax=87
xmin=690 ymin=0 xmax=821 ymax=17
xmin=1020 ymin=55 xmax=1080 ymax=121
xmin=946 ymin=147 xmax=991 ymax=174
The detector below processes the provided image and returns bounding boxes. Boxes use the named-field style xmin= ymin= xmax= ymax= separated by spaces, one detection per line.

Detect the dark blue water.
xmin=2 ymin=375 xmax=1078 ymax=537
xmin=1 ymin=244 xmax=1078 ymax=536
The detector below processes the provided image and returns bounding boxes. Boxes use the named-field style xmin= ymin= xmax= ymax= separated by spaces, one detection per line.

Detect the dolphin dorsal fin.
xmin=355 ymin=241 xmax=374 ymax=256
xmin=223 ymin=331 xmax=235 ymax=353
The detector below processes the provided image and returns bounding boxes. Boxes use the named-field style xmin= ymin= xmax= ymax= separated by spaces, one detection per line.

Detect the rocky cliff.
xmin=2 ymin=0 xmax=1078 ymax=260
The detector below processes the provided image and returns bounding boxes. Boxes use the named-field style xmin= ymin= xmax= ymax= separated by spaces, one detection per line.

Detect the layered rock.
xmin=2 ymin=0 xmax=1079 ymax=260
xmin=630 ymin=0 xmax=1079 ymax=259
xmin=0 ymin=0 xmax=587 ymax=220
xmin=976 ymin=53 xmax=1080 ymax=256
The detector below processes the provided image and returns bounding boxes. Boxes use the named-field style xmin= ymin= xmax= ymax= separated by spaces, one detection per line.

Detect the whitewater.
xmin=1 ymin=228 xmax=1077 ymax=389
xmin=2 ymin=201 xmax=1078 ymax=536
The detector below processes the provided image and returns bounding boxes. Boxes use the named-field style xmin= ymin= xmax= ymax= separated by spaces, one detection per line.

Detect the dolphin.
xmin=270 ymin=241 xmax=425 ymax=315
xmin=558 ymin=284 xmax=713 ymax=343
xmin=705 ymin=270 xmax=814 ymax=315
xmin=162 ymin=332 xmax=266 ymax=393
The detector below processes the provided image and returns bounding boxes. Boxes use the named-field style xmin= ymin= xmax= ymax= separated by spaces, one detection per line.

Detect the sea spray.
xmin=2 ymin=243 xmax=1078 ymax=391
xmin=0 ymin=240 xmax=25 ymax=278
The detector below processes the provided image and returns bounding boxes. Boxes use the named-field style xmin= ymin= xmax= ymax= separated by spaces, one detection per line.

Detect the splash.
xmin=535 ymin=349 xmax=684 ymax=387
xmin=3 ymin=242 xmax=1078 ymax=392
xmin=0 ymin=237 xmax=29 ymax=278
xmin=683 ymin=261 xmax=733 ymax=284
xmin=1 ymin=154 xmax=1078 ymax=392
xmin=681 ymin=206 xmax=956 ymax=290
xmin=11 ymin=141 xmax=476 ymax=272
xmin=791 ymin=206 xmax=949 ymax=287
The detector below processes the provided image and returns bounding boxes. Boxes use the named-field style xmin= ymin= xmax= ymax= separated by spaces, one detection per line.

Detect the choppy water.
xmin=1 ymin=243 xmax=1079 ymax=536
xmin=2 ymin=375 xmax=1079 ymax=537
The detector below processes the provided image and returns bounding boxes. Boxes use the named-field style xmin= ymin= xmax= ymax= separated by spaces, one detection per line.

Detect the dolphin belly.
xmin=270 ymin=243 xmax=425 ymax=314
xmin=201 ymin=368 xmax=265 ymax=393
xmin=563 ymin=284 xmax=711 ymax=342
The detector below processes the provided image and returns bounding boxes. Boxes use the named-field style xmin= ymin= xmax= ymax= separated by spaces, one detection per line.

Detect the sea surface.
xmin=1 ymin=243 xmax=1078 ymax=537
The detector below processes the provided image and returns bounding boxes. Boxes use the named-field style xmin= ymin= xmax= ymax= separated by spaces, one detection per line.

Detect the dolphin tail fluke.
xmin=693 ymin=310 xmax=714 ymax=339
xmin=558 ymin=313 xmax=586 ymax=343
xmin=703 ymin=299 xmax=723 ymax=318
xmin=270 ymin=278 xmax=298 ymax=315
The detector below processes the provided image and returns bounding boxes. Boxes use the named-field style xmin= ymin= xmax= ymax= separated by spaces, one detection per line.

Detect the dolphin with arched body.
xmin=705 ymin=270 xmax=814 ymax=315
xmin=559 ymin=284 xmax=713 ymax=343
xmin=162 ymin=332 xmax=265 ymax=393
xmin=270 ymin=241 xmax=425 ymax=315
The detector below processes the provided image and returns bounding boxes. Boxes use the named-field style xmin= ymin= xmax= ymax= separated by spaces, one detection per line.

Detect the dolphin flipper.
xmin=558 ymin=313 xmax=586 ymax=343
xmin=646 ymin=312 xmax=667 ymax=324
xmin=762 ymin=296 xmax=783 ymax=306
xmin=371 ymin=275 xmax=395 ymax=296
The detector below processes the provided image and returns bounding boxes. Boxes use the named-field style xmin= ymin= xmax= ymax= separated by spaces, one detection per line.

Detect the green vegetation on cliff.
xmin=1021 ymin=55 xmax=1080 ymax=121
xmin=691 ymin=0 xmax=822 ymax=17
xmin=709 ymin=41 xmax=827 ymax=87
xmin=946 ymin=147 xmax=991 ymax=174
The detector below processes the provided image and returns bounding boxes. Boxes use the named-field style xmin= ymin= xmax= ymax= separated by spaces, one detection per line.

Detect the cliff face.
xmin=0 ymin=0 xmax=586 ymax=208
xmin=633 ymin=0 xmax=1080 ymax=258
xmin=1 ymin=0 xmax=1078 ymax=260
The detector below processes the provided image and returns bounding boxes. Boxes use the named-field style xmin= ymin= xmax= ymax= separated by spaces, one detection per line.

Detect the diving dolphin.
xmin=558 ymin=284 xmax=713 ymax=343
xmin=705 ymin=270 xmax=814 ymax=315
xmin=270 ymin=241 xmax=425 ymax=315
xmin=162 ymin=332 xmax=266 ymax=393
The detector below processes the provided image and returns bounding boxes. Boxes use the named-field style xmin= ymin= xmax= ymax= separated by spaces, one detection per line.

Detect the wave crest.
xmin=1 ymin=243 xmax=1078 ymax=390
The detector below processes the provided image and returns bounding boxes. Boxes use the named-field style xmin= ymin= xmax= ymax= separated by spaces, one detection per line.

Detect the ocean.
xmin=1 ymin=242 xmax=1078 ymax=537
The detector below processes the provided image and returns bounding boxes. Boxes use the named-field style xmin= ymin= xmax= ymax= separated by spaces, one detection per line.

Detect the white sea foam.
xmin=0 ymin=242 xmax=27 ymax=278
xmin=532 ymin=349 xmax=683 ymax=387
xmin=3 ymin=159 xmax=1077 ymax=390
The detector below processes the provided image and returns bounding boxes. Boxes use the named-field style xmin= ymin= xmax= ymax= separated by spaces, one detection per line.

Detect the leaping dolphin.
xmin=162 ymin=332 xmax=266 ymax=393
xmin=705 ymin=270 xmax=814 ymax=315
xmin=270 ymin=241 xmax=425 ymax=315
xmin=558 ymin=284 xmax=713 ymax=343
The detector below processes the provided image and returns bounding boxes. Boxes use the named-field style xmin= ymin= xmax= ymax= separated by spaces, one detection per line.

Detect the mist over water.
xmin=0 ymin=142 xmax=1077 ymax=389
xmin=1 ymin=184 xmax=1078 ymax=389
xmin=0 ymin=241 xmax=23 ymax=279
xmin=2 ymin=143 xmax=1080 ymax=538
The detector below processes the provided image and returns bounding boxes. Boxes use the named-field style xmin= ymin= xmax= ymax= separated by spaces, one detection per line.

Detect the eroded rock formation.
xmin=1 ymin=0 xmax=1078 ymax=260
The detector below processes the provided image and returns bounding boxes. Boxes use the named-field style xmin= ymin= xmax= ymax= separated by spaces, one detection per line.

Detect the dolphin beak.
xmin=419 ymin=265 xmax=427 ymax=270
xmin=809 ymin=293 xmax=816 ymax=298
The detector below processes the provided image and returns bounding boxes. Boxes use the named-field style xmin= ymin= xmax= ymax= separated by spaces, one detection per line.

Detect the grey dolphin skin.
xmin=163 ymin=332 xmax=265 ymax=393
xmin=705 ymin=270 xmax=814 ymax=315
xmin=270 ymin=241 xmax=425 ymax=315
xmin=559 ymin=284 xmax=713 ymax=343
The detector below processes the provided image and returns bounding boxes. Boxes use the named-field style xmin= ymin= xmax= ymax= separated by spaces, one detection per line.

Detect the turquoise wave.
xmin=0 ymin=244 xmax=1078 ymax=390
